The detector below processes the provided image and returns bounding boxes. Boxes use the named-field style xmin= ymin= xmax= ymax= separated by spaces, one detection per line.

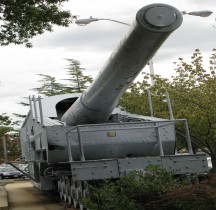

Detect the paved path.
xmin=5 ymin=181 xmax=75 ymax=210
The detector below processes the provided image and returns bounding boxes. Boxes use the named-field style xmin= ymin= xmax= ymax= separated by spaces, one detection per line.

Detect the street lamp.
xmin=181 ymin=10 xmax=213 ymax=17
xmin=75 ymin=16 xmax=130 ymax=26
xmin=75 ymin=10 xmax=213 ymax=85
xmin=75 ymin=10 xmax=213 ymax=26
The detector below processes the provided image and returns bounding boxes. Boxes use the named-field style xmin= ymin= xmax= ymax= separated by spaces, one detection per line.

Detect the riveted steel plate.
xmin=118 ymin=157 xmax=162 ymax=176
xmin=161 ymin=154 xmax=209 ymax=174
xmin=70 ymin=159 xmax=119 ymax=181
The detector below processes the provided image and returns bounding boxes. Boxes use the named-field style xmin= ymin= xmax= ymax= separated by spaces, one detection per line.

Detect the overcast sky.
xmin=0 ymin=0 xmax=216 ymax=121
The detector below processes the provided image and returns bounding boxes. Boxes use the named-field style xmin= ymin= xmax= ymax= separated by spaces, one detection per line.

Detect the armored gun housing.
xmin=19 ymin=3 xmax=208 ymax=208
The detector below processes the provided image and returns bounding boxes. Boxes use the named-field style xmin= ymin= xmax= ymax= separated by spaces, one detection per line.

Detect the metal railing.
xmin=29 ymin=95 xmax=44 ymax=127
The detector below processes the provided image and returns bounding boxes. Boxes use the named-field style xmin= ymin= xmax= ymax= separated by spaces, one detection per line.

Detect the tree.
xmin=15 ymin=59 xmax=93 ymax=121
xmin=0 ymin=113 xmax=20 ymax=163
xmin=0 ymin=0 xmax=71 ymax=47
xmin=119 ymin=49 xmax=216 ymax=171
xmin=14 ymin=74 xmax=64 ymax=119
xmin=62 ymin=59 xmax=93 ymax=93
xmin=0 ymin=113 xmax=12 ymax=126
xmin=31 ymin=59 xmax=93 ymax=96
xmin=32 ymin=74 xmax=65 ymax=96
xmin=168 ymin=49 xmax=216 ymax=171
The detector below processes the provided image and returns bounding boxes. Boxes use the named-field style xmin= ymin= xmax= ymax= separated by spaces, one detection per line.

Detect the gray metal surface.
xmin=61 ymin=3 xmax=183 ymax=125
xmin=70 ymin=154 xmax=209 ymax=181
xmin=63 ymin=121 xmax=175 ymax=161
xmin=161 ymin=154 xmax=209 ymax=174
xmin=118 ymin=157 xmax=161 ymax=176
xmin=71 ymin=160 xmax=120 ymax=181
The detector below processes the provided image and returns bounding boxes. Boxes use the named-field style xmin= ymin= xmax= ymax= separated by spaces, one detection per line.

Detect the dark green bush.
xmin=208 ymin=172 xmax=216 ymax=188
xmin=81 ymin=180 xmax=138 ymax=210
xmin=81 ymin=167 xmax=216 ymax=210
xmin=81 ymin=165 xmax=182 ymax=210
xmin=144 ymin=182 xmax=216 ymax=210
xmin=119 ymin=165 xmax=182 ymax=207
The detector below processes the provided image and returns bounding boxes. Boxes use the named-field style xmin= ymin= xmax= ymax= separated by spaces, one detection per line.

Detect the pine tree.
xmin=32 ymin=74 xmax=64 ymax=96
xmin=62 ymin=59 xmax=93 ymax=93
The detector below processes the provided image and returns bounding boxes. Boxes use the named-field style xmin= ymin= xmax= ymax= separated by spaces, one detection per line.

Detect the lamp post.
xmin=75 ymin=10 xmax=213 ymax=26
xmin=181 ymin=10 xmax=213 ymax=17
xmin=75 ymin=10 xmax=213 ymax=85
xmin=3 ymin=134 xmax=8 ymax=163
xmin=75 ymin=16 xmax=130 ymax=26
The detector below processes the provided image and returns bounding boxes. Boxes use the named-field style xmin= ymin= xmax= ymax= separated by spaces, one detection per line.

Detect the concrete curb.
xmin=0 ymin=186 xmax=8 ymax=210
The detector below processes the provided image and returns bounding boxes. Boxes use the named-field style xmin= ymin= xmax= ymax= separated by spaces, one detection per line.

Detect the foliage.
xmin=0 ymin=0 xmax=71 ymax=47
xmin=15 ymin=59 xmax=93 ymax=120
xmin=0 ymin=113 xmax=12 ymax=126
xmin=82 ymin=166 xmax=216 ymax=210
xmin=0 ymin=113 xmax=20 ymax=163
xmin=0 ymin=133 xmax=21 ymax=164
xmin=119 ymin=49 xmax=216 ymax=170
xmin=62 ymin=59 xmax=93 ymax=93
xmin=12 ymin=97 xmax=31 ymax=119
xmin=14 ymin=74 xmax=65 ymax=119
xmin=119 ymin=80 xmax=150 ymax=116
xmin=169 ymin=49 xmax=216 ymax=170
xmin=82 ymin=180 xmax=138 ymax=210
xmin=32 ymin=74 xmax=65 ymax=96
xmin=119 ymin=74 xmax=171 ymax=119
xmin=144 ymin=173 xmax=216 ymax=210
xmin=0 ymin=113 xmax=19 ymax=129
xmin=119 ymin=165 xmax=182 ymax=205
xmin=81 ymin=165 xmax=182 ymax=210
xmin=30 ymin=59 xmax=93 ymax=96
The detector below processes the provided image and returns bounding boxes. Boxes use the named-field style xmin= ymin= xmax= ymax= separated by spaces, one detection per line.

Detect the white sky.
xmin=0 ymin=0 xmax=216 ymax=121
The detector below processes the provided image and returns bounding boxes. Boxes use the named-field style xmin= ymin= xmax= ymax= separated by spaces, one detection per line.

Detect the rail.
xmin=28 ymin=95 xmax=44 ymax=127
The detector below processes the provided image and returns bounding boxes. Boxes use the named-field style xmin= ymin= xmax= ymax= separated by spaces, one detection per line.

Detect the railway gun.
xmin=18 ymin=3 xmax=209 ymax=209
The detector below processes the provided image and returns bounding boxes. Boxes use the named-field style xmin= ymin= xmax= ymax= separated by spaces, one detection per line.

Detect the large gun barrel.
xmin=61 ymin=3 xmax=182 ymax=125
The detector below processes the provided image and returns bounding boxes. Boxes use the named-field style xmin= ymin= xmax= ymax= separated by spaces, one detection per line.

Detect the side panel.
xmin=71 ymin=160 xmax=120 ymax=180
xmin=70 ymin=154 xmax=209 ymax=181
xmin=29 ymin=162 xmax=54 ymax=190
xmin=162 ymin=154 xmax=209 ymax=174
xmin=46 ymin=122 xmax=176 ymax=162
xmin=20 ymin=115 xmax=48 ymax=162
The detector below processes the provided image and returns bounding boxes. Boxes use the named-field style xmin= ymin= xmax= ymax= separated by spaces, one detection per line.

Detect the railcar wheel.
xmin=58 ymin=176 xmax=90 ymax=209
xmin=44 ymin=167 xmax=60 ymax=180
xmin=64 ymin=176 xmax=71 ymax=202
xmin=59 ymin=177 xmax=66 ymax=199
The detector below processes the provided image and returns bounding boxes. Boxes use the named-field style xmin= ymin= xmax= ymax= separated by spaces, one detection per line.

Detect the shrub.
xmin=144 ymin=174 xmax=216 ymax=210
xmin=81 ymin=165 xmax=182 ymax=210
xmin=81 ymin=180 xmax=138 ymax=210
xmin=119 ymin=165 xmax=182 ymax=207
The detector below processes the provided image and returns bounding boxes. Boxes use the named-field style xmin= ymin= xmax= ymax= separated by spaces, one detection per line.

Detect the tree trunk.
xmin=210 ymin=156 xmax=216 ymax=172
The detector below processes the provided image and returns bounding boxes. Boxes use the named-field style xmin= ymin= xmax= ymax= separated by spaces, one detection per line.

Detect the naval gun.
xmin=19 ymin=4 xmax=209 ymax=198
xmin=61 ymin=3 xmax=183 ymax=125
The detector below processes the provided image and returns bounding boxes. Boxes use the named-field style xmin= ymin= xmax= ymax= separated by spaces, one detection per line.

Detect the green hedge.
xmin=81 ymin=166 xmax=216 ymax=210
